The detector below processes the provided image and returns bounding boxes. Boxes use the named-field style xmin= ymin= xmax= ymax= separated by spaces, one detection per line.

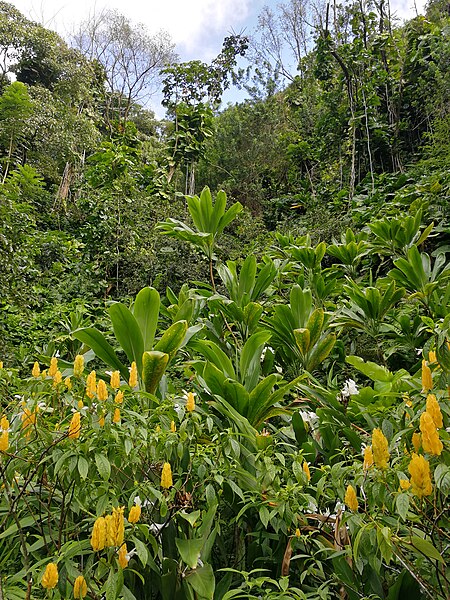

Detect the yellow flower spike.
xmin=0 ymin=427 xmax=8 ymax=452
xmin=408 ymin=453 xmax=432 ymax=498
xmin=42 ymin=562 xmax=58 ymax=589
xmin=161 ymin=462 xmax=173 ymax=489
xmin=97 ymin=379 xmax=108 ymax=401
xmin=170 ymin=420 xmax=176 ymax=433
xmin=186 ymin=392 xmax=195 ymax=412
xmin=112 ymin=506 xmax=125 ymax=546
xmin=420 ymin=411 xmax=443 ymax=455
xmin=90 ymin=517 xmax=106 ymax=551
xmin=1 ymin=416 xmax=8 ymax=430
xmin=128 ymin=362 xmax=138 ymax=388
xmin=41 ymin=369 xmax=47 ymax=378
xmin=412 ymin=432 xmax=421 ymax=453
xmin=0 ymin=361 xmax=3 ymax=369
xmin=295 ymin=528 xmax=301 ymax=538
xmin=128 ymin=504 xmax=141 ymax=524
xmin=68 ymin=412 xmax=81 ymax=439
xmin=363 ymin=445 xmax=374 ymax=470
xmin=344 ymin=484 xmax=358 ymax=511
xmin=73 ymin=574 xmax=88 ymax=598
xmin=421 ymin=359 xmax=433 ymax=392
xmin=77 ymin=400 xmax=84 ymax=410
xmin=118 ymin=543 xmax=129 ymax=569
xmin=48 ymin=357 xmax=58 ymax=377
xmin=113 ymin=408 xmax=121 ymax=423
xmin=32 ymin=361 xmax=40 ymax=378
xmin=53 ymin=370 xmax=62 ymax=386
xmin=21 ymin=406 xmax=37 ymax=431
xmin=302 ymin=461 xmax=311 ymax=481
xmin=114 ymin=390 xmax=124 ymax=404
xmin=105 ymin=514 xmax=115 ymax=547
xmin=73 ymin=354 xmax=84 ymax=377
xmin=98 ymin=413 xmax=105 ymax=427
xmin=110 ymin=370 xmax=120 ymax=389
xmin=64 ymin=376 xmax=72 ymax=390
xmin=399 ymin=479 xmax=411 ymax=491
xmin=372 ymin=428 xmax=390 ymax=469
xmin=426 ymin=394 xmax=443 ymax=429
xmin=86 ymin=371 xmax=97 ymax=399
xmin=428 ymin=350 xmax=437 ymax=364
xmin=155 ymin=425 xmax=161 ymax=433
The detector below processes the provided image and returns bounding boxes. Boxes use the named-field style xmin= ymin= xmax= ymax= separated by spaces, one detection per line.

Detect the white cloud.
xmin=10 ymin=0 xmax=252 ymax=59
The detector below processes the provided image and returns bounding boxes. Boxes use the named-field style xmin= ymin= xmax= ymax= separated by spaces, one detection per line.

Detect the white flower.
xmin=275 ymin=365 xmax=283 ymax=374
xmin=341 ymin=379 xmax=358 ymax=397
xmin=149 ymin=522 xmax=165 ymax=535
xmin=126 ymin=547 xmax=138 ymax=561
xmin=133 ymin=495 xmax=142 ymax=507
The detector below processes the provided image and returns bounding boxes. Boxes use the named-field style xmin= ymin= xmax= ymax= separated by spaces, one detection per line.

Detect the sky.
xmin=10 ymin=0 xmax=427 ymax=115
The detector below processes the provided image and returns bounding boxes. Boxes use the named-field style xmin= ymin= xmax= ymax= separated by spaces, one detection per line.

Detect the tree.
xmin=72 ymin=9 xmax=176 ymax=129
xmin=0 ymin=81 xmax=33 ymax=181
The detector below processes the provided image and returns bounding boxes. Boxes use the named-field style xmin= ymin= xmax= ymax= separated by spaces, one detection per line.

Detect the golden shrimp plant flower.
xmin=161 ymin=462 xmax=173 ymax=489
xmin=408 ymin=453 xmax=432 ymax=498
xmin=110 ymin=370 xmax=120 ymax=389
xmin=118 ymin=543 xmax=129 ymax=569
xmin=363 ymin=445 xmax=374 ymax=470
xmin=42 ymin=562 xmax=59 ymax=589
xmin=128 ymin=503 xmax=141 ymax=523
xmin=0 ymin=416 xmax=9 ymax=452
xmin=68 ymin=412 xmax=81 ymax=439
xmin=73 ymin=354 xmax=84 ymax=377
xmin=372 ymin=428 xmax=390 ymax=469
xmin=48 ymin=357 xmax=58 ymax=377
xmin=90 ymin=516 xmax=106 ymax=551
xmin=128 ymin=362 xmax=138 ymax=388
xmin=115 ymin=390 xmax=124 ymax=404
xmin=112 ymin=506 xmax=125 ymax=546
xmin=32 ymin=361 xmax=40 ymax=378
xmin=86 ymin=370 xmax=97 ymax=399
xmin=344 ymin=484 xmax=358 ymax=511
xmin=425 ymin=394 xmax=443 ymax=429
xmin=185 ymin=392 xmax=196 ymax=412
xmin=412 ymin=432 xmax=421 ymax=453
xmin=73 ymin=575 xmax=88 ymax=598
xmin=97 ymin=379 xmax=108 ymax=401
xmin=113 ymin=408 xmax=121 ymax=423
xmin=419 ymin=411 xmax=443 ymax=455
xmin=302 ymin=461 xmax=311 ymax=481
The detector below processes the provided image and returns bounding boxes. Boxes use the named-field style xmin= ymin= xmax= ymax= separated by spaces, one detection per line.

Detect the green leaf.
xmin=396 ymin=493 xmax=409 ymax=521
xmin=346 ymin=355 xmax=392 ymax=382
xmin=133 ymin=287 xmax=160 ymax=351
xmin=78 ymin=456 xmax=89 ymax=480
xmin=142 ymin=350 xmax=169 ymax=394
xmin=108 ymin=303 xmax=144 ymax=374
xmin=154 ymin=320 xmax=188 ymax=360
xmin=399 ymin=536 xmax=445 ymax=564
xmin=240 ymin=330 xmax=271 ymax=390
xmin=72 ymin=328 xmax=128 ymax=380
xmin=185 ymin=564 xmax=215 ymax=599
xmin=132 ymin=536 xmax=149 ymax=567
xmin=435 ymin=464 xmax=450 ymax=495
xmin=95 ymin=454 xmax=111 ymax=481
xmin=175 ymin=538 xmax=204 ymax=569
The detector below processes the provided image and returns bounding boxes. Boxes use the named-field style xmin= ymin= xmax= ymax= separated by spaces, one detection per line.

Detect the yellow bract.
xmin=115 ymin=390 xmax=124 ymax=404
xmin=0 ymin=416 xmax=9 ymax=452
xmin=372 ymin=428 xmax=390 ymax=469
xmin=90 ymin=517 xmax=106 ymax=551
xmin=302 ymin=461 xmax=311 ymax=481
xmin=170 ymin=420 xmax=176 ymax=433
xmin=408 ymin=453 xmax=432 ymax=498
xmin=425 ymin=394 xmax=443 ymax=429
xmin=73 ymin=354 xmax=84 ymax=377
xmin=112 ymin=506 xmax=125 ymax=546
xmin=42 ymin=562 xmax=58 ymax=589
xmin=32 ymin=361 xmax=40 ymax=378
xmin=110 ymin=370 xmax=120 ymax=389
xmin=113 ymin=408 xmax=121 ymax=423
xmin=118 ymin=543 xmax=129 ymax=569
xmin=412 ymin=432 xmax=421 ymax=453
xmin=128 ymin=504 xmax=141 ymax=523
xmin=186 ymin=392 xmax=195 ymax=412
xmin=73 ymin=575 xmax=88 ymax=598
xmin=344 ymin=484 xmax=358 ymax=511
xmin=419 ymin=411 xmax=443 ymax=455
xmin=161 ymin=462 xmax=173 ymax=489
xmin=363 ymin=445 xmax=374 ymax=470
xmin=129 ymin=362 xmax=138 ymax=388
xmin=399 ymin=479 xmax=411 ymax=490
xmin=68 ymin=412 xmax=81 ymax=439
xmin=48 ymin=357 xmax=58 ymax=377
xmin=86 ymin=371 xmax=97 ymax=399
xmin=97 ymin=379 xmax=108 ymax=401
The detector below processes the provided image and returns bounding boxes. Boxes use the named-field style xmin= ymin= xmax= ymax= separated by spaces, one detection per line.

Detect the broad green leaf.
xmin=240 ymin=330 xmax=271 ymax=390
xmin=133 ymin=287 xmax=160 ymax=351
xmin=399 ymin=536 xmax=445 ymax=564
xmin=95 ymin=453 xmax=111 ymax=480
xmin=175 ymin=538 xmax=204 ymax=569
xmin=142 ymin=350 xmax=169 ymax=394
xmin=72 ymin=327 xmax=128 ymax=380
xmin=185 ymin=564 xmax=215 ymax=599
xmin=108 ymin=303 xmax=144 ymax=374
xmin=154 ymin=320 xmax=188 ymax=360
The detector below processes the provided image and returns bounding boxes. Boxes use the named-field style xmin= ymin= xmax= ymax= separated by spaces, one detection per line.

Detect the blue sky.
xmin=10 ymin=0 xmax=427 ymax=115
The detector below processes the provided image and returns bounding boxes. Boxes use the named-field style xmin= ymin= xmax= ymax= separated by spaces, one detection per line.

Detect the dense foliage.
xmin=1 ymin=1 xmax=450 ymax=599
